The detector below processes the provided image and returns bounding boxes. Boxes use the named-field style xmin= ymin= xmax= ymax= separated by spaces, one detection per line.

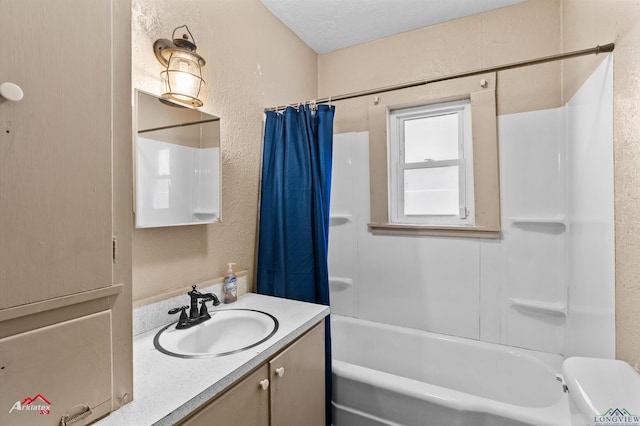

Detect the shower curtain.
xmin=257 ymin=104 xmax=334 ymax=425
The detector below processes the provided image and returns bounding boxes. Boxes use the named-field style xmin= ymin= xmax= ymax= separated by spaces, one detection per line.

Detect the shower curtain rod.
xmin=264 ymin=42 xmax=614 ymax=112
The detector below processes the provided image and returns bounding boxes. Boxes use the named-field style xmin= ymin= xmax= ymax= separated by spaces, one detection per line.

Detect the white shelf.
xmin=509 ymin=216 xmax=566 ymax=226
xmin=329 ymin=277 xmax=353 ymax=291
xmin=509 ymin=297 xmax=567 ymax=318
xmin=193 ymin=210 xmax=218 ymax=216
xmin=330 ymin=215 xmax=352 ymax=226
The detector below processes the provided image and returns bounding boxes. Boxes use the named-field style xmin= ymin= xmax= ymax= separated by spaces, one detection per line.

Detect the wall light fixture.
xmin=153 ymin=25 xmax=205 ymax=108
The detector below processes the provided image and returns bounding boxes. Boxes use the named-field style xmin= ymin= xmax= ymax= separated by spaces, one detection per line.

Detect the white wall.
xmin=498 ymin=107 xmax=567 ymax=353
xmin=329 ymin=55 xmax=614 ymax=356
xmin=565 ymin=55 xmax=615 ymax=358
xmin=330 ymin=132 xmax=481 ymax=340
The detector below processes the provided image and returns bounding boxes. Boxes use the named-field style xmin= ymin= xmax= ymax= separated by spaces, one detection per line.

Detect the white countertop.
xmin=96 ymin=293 xmax=329 ymax=426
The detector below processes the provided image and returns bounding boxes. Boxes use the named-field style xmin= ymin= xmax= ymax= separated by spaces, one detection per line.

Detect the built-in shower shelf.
xmin=509 ymin=297 xmax=567 ymax=318
xmin=330 ymin=215 xmax=352 ymax=226
xmin=193 ymin=209 xmax=218 ymax=216
xmin=329 ymin=277 xmax=353 ymax=291
xmin=509 ymin=216 xmax=566 ymax=227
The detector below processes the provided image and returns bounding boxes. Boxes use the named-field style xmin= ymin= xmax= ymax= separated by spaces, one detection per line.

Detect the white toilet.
xmin=561 ymin=357 xmax=640 ymax=426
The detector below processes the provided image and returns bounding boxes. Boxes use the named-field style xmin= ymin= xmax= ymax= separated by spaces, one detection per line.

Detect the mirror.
xmin=134 ymin=90 xmax=221 ymax=228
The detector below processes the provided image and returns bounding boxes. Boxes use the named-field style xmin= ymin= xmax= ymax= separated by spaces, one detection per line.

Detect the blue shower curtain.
xmin=257 ymin=104 xmax=334 ymax=425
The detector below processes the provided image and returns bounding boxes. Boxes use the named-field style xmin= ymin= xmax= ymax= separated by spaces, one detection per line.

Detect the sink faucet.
xmin=168 ymin=285 xmax=221 ymax=329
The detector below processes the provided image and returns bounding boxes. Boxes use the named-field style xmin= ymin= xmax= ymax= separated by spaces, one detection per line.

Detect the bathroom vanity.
xmin=178 ymin=321 xmax=325 ymax=426
xmin=95 ymin=293 xmax=328 ymax=426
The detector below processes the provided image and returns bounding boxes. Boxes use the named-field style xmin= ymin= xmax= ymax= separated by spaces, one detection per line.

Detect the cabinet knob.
xmin=0 ymin=82 xmax=24 ymax=102
xmin=259 ymin=379 xmax=269 ymax=390
xmin=275 ymin=367 xmax=285 ymax=377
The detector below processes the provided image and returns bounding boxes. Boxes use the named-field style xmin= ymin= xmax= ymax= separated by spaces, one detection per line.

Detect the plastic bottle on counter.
xmin=223 ymin=263 xmax=238 ymax=304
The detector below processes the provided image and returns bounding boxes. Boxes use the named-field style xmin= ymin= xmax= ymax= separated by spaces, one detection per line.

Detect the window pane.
xmin=404 ymin=166 xmax=459 ymax=216
xmin=404 ymin=113 xmax=459 ymax=163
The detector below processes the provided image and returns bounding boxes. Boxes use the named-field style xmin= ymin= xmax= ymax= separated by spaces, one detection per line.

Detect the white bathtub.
xmin=331 ymin=315 xmax=570 ymax=426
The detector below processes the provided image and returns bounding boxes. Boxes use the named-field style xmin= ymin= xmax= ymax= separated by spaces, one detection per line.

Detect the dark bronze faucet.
xmin=168 ymin=285 xmax=220 ymax=329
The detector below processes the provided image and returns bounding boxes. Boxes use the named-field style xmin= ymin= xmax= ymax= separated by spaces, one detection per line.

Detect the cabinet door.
xmin=0 ymin=311 xmax=112 ymax=426
xmin=269 ymin=321 xmax=325 ymax=426
xmin=179 ymin=364 xmax=270 ymax=426
xmin=0 ymin=0 xmax=114 ymax=309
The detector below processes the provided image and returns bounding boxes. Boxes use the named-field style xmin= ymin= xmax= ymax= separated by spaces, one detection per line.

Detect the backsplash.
xmin=133 ymin=274 xmax=247 ymax=336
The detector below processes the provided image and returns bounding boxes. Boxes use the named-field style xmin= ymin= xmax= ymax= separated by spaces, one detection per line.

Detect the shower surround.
xmin=328 ymin=56 xmax=614 ymax=358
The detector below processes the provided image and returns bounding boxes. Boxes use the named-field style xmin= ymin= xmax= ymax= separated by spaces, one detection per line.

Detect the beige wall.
xmin=319 ymin=0 xmax=563 ymax=134
xmin=131 ymin=0 xmax=317 ymax=302
xmin=561 ymin=0 xmax=640 ymax=367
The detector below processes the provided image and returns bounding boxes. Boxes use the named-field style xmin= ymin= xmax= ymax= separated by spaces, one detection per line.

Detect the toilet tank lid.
xmin=562 ymin=357 xmax=640 ymax=418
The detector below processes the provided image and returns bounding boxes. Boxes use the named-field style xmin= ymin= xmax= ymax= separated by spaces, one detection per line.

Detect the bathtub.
xmin=331 ymin=315 xmax=570 ymax=426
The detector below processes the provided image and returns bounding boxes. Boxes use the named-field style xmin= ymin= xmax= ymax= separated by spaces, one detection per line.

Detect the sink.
xmin=154 ymin=309 xmax=279 ymax=359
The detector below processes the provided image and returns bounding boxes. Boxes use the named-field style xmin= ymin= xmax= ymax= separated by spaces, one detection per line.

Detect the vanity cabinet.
xmin=178 ymin=321 xmax=325 ymax=426
xmin=181 ymin=365 xmax=269 ymax=426
xmin=269 ymin=321 xmax=325 ymax=426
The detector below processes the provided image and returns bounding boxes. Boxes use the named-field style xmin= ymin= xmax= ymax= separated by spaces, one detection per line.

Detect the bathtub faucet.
xmin=168 ymin=285 xmax=220 ymax=329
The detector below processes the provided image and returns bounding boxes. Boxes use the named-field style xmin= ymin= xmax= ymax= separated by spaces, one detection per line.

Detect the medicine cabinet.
xmin=134 ymin=90 xmax=221 ymax=228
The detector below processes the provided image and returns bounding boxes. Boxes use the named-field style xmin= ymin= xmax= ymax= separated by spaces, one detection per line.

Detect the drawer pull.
xmin=259 ymin=379 xmax=270 ymax=390
xmin=275 ymin=367 xmax=285 ymax=377
xmin=60 ymin=403 xmax=92 ymax=426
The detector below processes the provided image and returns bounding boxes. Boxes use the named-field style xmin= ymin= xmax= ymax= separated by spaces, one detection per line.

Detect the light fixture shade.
xmin=154 ymin=25 xmax=206 ymax=108
xmin=160 ymin=49 xmax=205 ymax=107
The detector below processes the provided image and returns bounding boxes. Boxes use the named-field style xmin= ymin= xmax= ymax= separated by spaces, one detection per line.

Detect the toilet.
xmin=561 ymin=357 xmax=640 ymax=426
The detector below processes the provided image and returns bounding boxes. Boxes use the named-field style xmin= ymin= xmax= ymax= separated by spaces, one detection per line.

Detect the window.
xmin=367 ymin=72 xmax=499 ymax=238
xmin=389 ymin=100 xmax=474 ymax=226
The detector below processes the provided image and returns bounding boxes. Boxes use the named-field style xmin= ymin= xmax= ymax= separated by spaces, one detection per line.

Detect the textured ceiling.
xmin=259 ymin=0 xmax=527 ymax=54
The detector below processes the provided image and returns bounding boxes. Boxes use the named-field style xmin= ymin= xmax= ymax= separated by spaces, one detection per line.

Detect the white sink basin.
xmin=154 ymin=309 xmax=279 ymax=358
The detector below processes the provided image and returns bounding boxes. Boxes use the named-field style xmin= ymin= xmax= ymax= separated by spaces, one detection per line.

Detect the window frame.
xmin=388 ymin=99 xmax=475 ymax=226
xmin=366 ymin=72 xmax=500 ymax=239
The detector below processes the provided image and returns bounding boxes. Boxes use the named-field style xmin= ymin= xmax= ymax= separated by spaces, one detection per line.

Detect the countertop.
xmin=95 ymin=293 xmax=329 ymax=426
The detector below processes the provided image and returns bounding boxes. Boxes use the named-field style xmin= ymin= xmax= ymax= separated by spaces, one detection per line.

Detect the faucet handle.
xmin=168 ymin=305 xmax=189 ymax=315
xmin=199 ymin=300 xmax=210 ymax=317
xmin=168 ymin=306 xmax=190 ymax=328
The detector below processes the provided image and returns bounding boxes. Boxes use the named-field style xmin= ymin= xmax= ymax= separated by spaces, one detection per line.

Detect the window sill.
xmin=368 ymin=223 xmax=500 ymax=239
